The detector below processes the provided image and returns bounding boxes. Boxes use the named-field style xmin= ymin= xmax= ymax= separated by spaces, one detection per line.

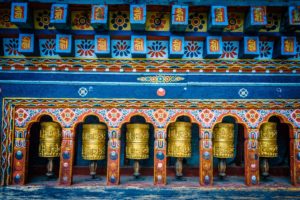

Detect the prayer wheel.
xmin=167 ymin=122 xmax=192 ymax=179
xmin=126 ymin=123 xmax=150 ymax=160
xmin=213 ymin=123 xmax=234 ymax=159
xmin=82 ymin=124 xmax=106 ymax=160
xmin=82 ymin=124 xmax=106 ymax=178
xmin=258 ymin=122 xmax=278 ymax=158
xmin=213 ymin=123 xmax=234 ymax=178
xmin=39 ymin=122 xmax=62 ymax=158
xmin=259 ymin=122 xmax=278 ymax=178
xmin=167 ymin=122 xmax=192 ymax=158
xmin=126 ymin=123 xmax=149 ymax=178
xmin=38 ymin=122 xmax=62 ymax=177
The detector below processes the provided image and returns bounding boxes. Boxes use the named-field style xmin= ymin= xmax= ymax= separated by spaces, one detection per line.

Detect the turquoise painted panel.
xmin=3 ymin=38 xmax=23 ymax=57
xmin=255 ymin=41 xmax=274 ymax=60
xmin=10 ymin=2 xmax=28 ymax=23
xmin=289 ymin=42 xmax=300 ymax=61
xmin=183 ymin=41 xmax=203 ymax=59
xmin=111 ymin=40 xmax=131 ymax=58
xmin=50 ymin=4 xmax=68 ymax=24
xmin=220 ymin=41 xmax=239 ymax=59
xmin=18 ymin=34 xmax=34 ymax=53
xmin=75 ymin=39 xmax=96 ymax=58
xmin=39 ymin=39 xmax=59 ymax=57
xmin=146 ymin=40 xmax=168 ymax=59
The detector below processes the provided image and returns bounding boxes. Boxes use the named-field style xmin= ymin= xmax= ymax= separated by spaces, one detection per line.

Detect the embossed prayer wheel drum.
xmin=126 ymin=123 xmax=150 ymax=160
xmin=82 ymin=124 xmax=106 ymax=160
xmin=259 ymin=122 xmax=278 ymax=158
xmin=167 ymin=122 xmax=192 ymax=158
xmin=39 ymin=122 xmax=62 ymax=158
xmin=213 ymin=123 xmax=234 ymax=159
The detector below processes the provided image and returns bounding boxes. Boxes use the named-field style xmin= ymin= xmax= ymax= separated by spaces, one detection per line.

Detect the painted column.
xmin=199 ymin=128 xmax=213 ymax=186
xmin=244 ymin=128 xmax=260 ymax=186
xmin=290 ymin=128 xmax=300 ymax=186
xmin=12 ymin=128 xmax=28 ymax=185
xmin=154 ymin=128 xmax=167 ymax=185
xmin=59 ymin=128 xmax=74 ymax=185
xmin=106 ymin=128 xmax=121 ymax=185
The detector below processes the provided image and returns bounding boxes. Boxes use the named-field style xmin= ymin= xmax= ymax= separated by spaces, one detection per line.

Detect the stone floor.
xmin=1 ymin=176 xmax=300 ymax=199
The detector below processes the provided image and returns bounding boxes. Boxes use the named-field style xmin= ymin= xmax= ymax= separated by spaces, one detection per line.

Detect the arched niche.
xmin=259 ymin=115 xmax=292 ymax=183
xmin=120 ymin=115 xmax=155 ymax=181
xmin=27 ymin=114 xmax=62 ymax=184
xmin=73 ymin=115 xmax=108 ymax=184
xmin=212 ymin=115 xmax=246 ymax=183
xmin=166 ymin=115 xmax=200 ymax=184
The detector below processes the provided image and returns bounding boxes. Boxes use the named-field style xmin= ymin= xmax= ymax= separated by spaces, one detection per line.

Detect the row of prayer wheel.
xmin=37 ymin=121 xmax=278 ymax=178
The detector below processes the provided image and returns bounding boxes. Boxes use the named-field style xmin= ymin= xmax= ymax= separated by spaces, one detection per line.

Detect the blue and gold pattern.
xmin=137 ymin=75 xmax=185 ymax=83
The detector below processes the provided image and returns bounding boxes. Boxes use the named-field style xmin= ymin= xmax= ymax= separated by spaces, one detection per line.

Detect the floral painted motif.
xmin=72 ymin=11 xmax=93 ymax=30
xmin=245 ymin=109 xmax=260 ymax=126
xmin=34 ymin=10 xmax=54 ymax=30
xmin=0 ymin=9 xmax=17 ymax=29
xmin=112 ymin=40 xmax=131 ymax=58
xmin=259 ymin=13 xmax=280 ymax=32
xmin=75 ymin=40 xmax=96 ymax=58
xmin=220 ymin=41 xmax=239 ymax=59
xmin=106 ymin=108 xmax=122 ymax=123
xmin=224 ymin=12 xmax=244 ymax=32
xmin=183 ymin=41 xmax=203 ymax=59
xmin=291 ymin=109 xmax=300 ymax=124
xmin=60 ymin=108 xmax=76 ymax=124
xmin=199 ymin=109 xmax=215 ymax=127
xmin=109 ymin=11 xmax=130 ymax=31
xmin=153 ymin=109 xmax=169 ymax=124
xmin=3 ymin=38 xmax=21 ymax=56
xmin=186 ymin=13 xmax=207 ymax=32
xmin=15 ymin=108 xmax=29 ymax=125
xmin=147 ymin=40 xmax=168 ymax=59
xmin=256 ymin=41 xmax=274 ymax=60
xmin=146 ymin=12 xmax=170 ymax=31
xmin=39 ymin=39 xmax=57 ymax=57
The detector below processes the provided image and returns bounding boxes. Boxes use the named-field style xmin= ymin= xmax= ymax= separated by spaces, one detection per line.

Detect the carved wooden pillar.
xmin=244 ymin=128 xmax=259 ymax=186
xmin=290 ymin=128 xmax=300 ymax=186
xmin=59 ymin=128 xmax=75 ymax=185
xmin=154 ymin=128 xmax=167 ymax=185
xmin=12 ymin=128 xmax=28 ymax=185
xmin=199 ymin=128 xmax=213 ymax=186
xmin=106 ymin=128 xmax=121 ymax=185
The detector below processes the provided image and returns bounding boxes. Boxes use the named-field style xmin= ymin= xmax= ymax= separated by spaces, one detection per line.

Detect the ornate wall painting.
xmin=255 ymin=41 xmax=274 ymax=60
xmin=147 ymin=40 xmax=168 ymax=59
xmin=223 ymin=12 xmax=244 ymax=32
xmin=220 ymin=41 xmax=239 ymax=59
xmin=183 ymin=41 xmax=203 ymax=59
xmin=109 ymin=11 xmax=131 ymax=31
xmin=39 ymin=39 xmax=59 ymax=57
xmin=259 ymin=13 xmax=281 ymax=32
xmin=111 ymin=40 xmax=131 ymax=58
xmin=3 ymin=38 xmax=24 ymax=57
xmin=289 ymin=42 xmax=300 ymax=61
xmin=185 ymin=12 xmax=207 ymax=32
xmin=34 ymin=9 xmax=55 ymax=30
xmin=75 ymin=39 xmax=96 ymax=58
xmin=71 ymin=11 xmax=93 ymax=30
xmin=0 ymin=9 xmax=18 ymax=29
xmin=146 ymin=12 xmax=170 ymax=31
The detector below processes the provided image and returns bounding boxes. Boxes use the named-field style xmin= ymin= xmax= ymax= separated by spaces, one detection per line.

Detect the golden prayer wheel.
xmin=126 ymin=123 xmax=149 ymax=160
xmin=39 ymin=122 xmax=62 ymax=158
xmin=82 ymin=124 xmax=106 ymax=160
xmin=258 ymin=122 xmax=278 ymax=158
xmin=167 ymin=122 xmax=192 ymax=158
xmin=213 ymin=123 xmax=234 ymax=158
